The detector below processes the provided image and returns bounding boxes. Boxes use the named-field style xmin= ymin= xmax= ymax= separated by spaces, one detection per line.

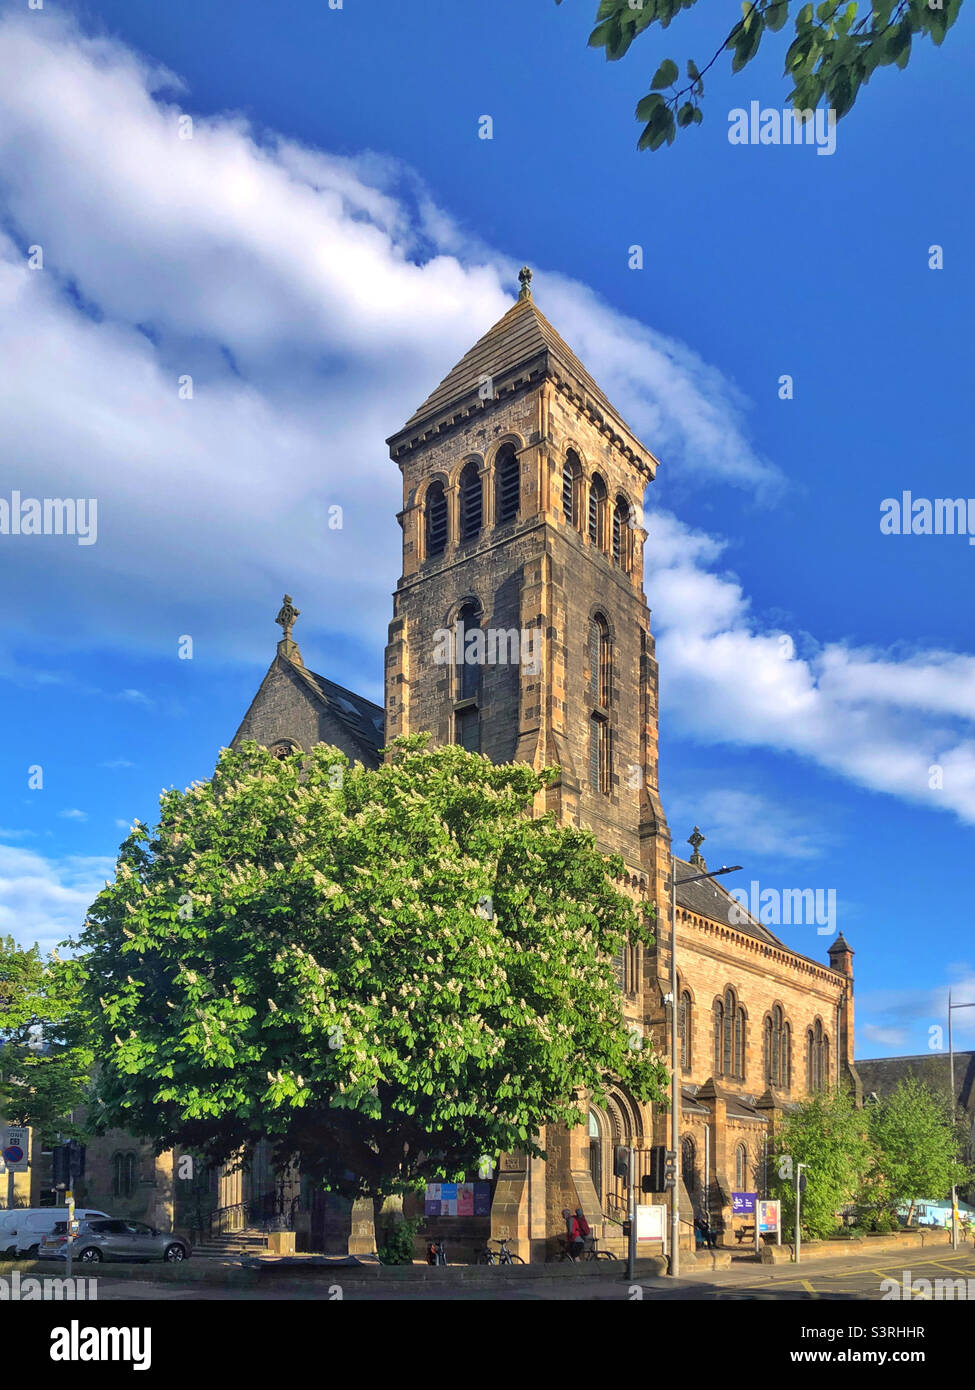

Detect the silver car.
xmin=38 ymin=1217 xmax=190 ymax=1264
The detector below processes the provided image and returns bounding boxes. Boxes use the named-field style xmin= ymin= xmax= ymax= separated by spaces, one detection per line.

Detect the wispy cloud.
xmin=0 ymin=843 xmax=113 ymax=953
xmin=648 ymin=511 xmax=975 ymax=824
xmin=57 ymin=808 xmax=88 ymax=822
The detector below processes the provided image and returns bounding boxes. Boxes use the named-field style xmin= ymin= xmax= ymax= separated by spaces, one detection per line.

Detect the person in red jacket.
xmin=562 ymin=1207 xmax=588 ymax=1260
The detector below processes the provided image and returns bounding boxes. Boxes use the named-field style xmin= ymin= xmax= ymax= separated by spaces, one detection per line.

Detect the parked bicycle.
xmin=426 ymin=1239 xmax=447 ymax=1265
xmin=475 ymin=1238 xmax=525 ymax=1265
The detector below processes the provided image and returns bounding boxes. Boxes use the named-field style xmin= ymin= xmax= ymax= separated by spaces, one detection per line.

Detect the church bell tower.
xmin=384 ymin=268 xmax=671 ymax=901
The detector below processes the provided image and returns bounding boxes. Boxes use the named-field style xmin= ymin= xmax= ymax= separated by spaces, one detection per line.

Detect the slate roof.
xmin=390 ymin=294 xmax=650 ymax=459
xmin=856 ymin=1050 xmax=975 ymax=1114
xmin=294 ymin=662 xmax=385 ymax=764
xmin=673 ymin=856 xmax=784 ymax=949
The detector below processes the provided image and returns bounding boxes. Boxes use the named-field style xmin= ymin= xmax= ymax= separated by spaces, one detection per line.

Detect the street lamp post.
xmin=948 ymin=990 xmax=975 ymax=1251
xmin=668 ymin=851 xmax=742 ymax=1277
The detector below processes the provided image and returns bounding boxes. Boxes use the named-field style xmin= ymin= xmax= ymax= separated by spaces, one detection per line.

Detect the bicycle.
xmin=475 ymin=1237 xmax=525 ymax=1265
xmin=556 ymin=1234 xmax=618 ymax=1262
xmin=426 ymin=1239 xmax=448 ymax=1266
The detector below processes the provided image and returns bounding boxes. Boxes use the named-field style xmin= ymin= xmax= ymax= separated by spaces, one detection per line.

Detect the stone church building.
xmin=74 ymin=271 xmax=860 ymax=1258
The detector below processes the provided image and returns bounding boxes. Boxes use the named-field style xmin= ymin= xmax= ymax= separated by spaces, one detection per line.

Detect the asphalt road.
xmin=73 ymin=1245 xmax=975 ymax=1301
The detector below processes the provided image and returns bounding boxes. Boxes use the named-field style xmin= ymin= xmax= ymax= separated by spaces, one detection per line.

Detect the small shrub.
xmin=377 ymin=1216 xmax=421 ymax=1266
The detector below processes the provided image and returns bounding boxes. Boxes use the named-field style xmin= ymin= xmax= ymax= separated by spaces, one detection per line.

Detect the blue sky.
xmin=0 ymin=0 xmax=973 ymax=1058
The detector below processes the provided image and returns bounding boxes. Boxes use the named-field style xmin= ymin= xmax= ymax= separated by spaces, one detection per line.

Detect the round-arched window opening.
xmin=270 ymin=740 xmax=300 ymax=760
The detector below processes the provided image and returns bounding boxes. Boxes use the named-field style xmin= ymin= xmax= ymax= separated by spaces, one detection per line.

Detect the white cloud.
xmin=647 ymin=511 xmax=975 ymax=823
xmin=666 ymin=788 xmax=832 ymax=863
xmin=0 ymin=8 xmax=780 ymax=680
xmin=57 ymin=808 xmax=88 ymax=822
xmin=856 ymin=968 xmax=975 ymax=1051
xmin=0 ymin=11 xmax=973 ymax=832
xmin=0 ymin=843 xmax=113 ymax=954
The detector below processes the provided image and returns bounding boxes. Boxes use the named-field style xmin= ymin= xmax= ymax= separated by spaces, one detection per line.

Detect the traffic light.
xmin=664 ymin=1149 xmax=678 ymax=1189
xmin=68 ymin=1139 xmax=86 ymax=1179
xmin=646 ymin=1145 xmax=666 ymax=1193
xmin=52 ymin=1144 xmax=70 ymax=1188
xmin=613 ymin=1145 xmax=630 ymax=1181
xmin=52 ymin=1140 xmax=86 ymax=1188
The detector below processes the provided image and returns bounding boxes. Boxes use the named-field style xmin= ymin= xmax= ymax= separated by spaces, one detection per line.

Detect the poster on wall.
xmin=732 ymin=1191 xmax=756 ymax=1215
xmin=425 ymin=1180 xmax=493 ymax=1217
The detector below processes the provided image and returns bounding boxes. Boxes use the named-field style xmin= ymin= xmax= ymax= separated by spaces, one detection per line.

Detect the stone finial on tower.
xmin=275 ymin=594 xmax=303 ymax=665
xmin=688 ymin=826 xmax=706 ymax=870
xmin=518 ymin=266 xmax=533 ymax=301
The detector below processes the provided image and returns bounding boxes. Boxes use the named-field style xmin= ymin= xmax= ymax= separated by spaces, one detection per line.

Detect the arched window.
xmin=587 ymin=614 xmax=611 ymax=794
xmin=588 ymin=1110 xmax=602 ymax=1203
xmin=807 ymin=1019 xmax=828 ymax=1092
xmin=612 ymin=496 xmax=630 ymax=568
xmin=269 ymin=739 xmax=300 ymax=760
xmin=717 ymin=989 xmax=745 ymax=1079
xmin=678 ymin=989 xmax=692 ymax=1070
xmin=764 ymin=1015 xmax=775 ymax=1085
xmin=425 ymin=481 xmax=448 ymax=558
xmin=588 ymin=473 xmax=607 ymax=548
xmin=735 ymin=1144 xmax=747 ymax=1191
xmin=495 ymin=444 xmax=520 ymax=525
xmin=588 ymin=614 xmax=611 ymax=708
xmin=766 ymin=1005 xmax=787 ymax=1086
xmin=459 ymin=461 xmax=483 ymax=541
xmin=681 ymin=1136 xmax=696 ymax=1193
xmin=782 ymin=1022 xmax=791 ymax=1089
xmin=563 ymin=450 xmax=581 ymax=528
xmin=723 ymin=989 xmax=735 ymax=1077
xmin=455 ymin=601 xmax=482 ymax=705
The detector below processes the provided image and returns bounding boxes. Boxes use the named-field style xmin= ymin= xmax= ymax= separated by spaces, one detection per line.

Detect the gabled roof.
xmin=294 ymin=663 xmax=385 ymax=762
xmin=673 ymin=856 xmax=785 ymax=949
xmin=389 ymin=294 xmax=651 ymax=462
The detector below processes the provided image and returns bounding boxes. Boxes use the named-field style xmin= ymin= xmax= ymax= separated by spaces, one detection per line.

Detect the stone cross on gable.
xmin=688 ymin=825 xmax=706 ymax=870
xmin=518 ymin=266 xmax=532 ymax=301
xmin=275 ymin=594 xmax=303 ymax=665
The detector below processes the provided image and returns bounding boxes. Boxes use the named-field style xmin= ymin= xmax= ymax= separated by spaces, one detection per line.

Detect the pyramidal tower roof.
xmin=387 ymin=279 xmax=655 ymax=471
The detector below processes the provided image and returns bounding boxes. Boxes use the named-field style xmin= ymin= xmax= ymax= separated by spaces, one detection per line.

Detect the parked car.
xmin=37 ymin=1216 xmax=190 ymax=1264
xmin=0 ymin=1207 xmax=111 ymax=1258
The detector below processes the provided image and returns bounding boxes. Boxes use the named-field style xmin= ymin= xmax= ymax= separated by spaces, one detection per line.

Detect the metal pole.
xmin=670 ymin=855 xmax=680 ymax=1277
xmin=950 ymin=991 xmax=958 ymax=1251
xmin=627 ymin=1145 xmax=636 ymax=1282
xmin=795 ymin=1164 xmax=804 ymax=1264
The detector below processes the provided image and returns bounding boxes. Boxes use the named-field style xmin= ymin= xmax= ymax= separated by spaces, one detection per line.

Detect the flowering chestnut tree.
xmin=78 ymin=736 xmax=668 ymax=1202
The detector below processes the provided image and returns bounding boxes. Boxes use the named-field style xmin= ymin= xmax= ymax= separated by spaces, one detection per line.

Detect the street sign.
xmin=756 ymin=1199 xmax=782 ymax=1253
xmin=1 ymin=1127 xmax=30 ymax=1171
xmin=636 ymin=1203 xmax=666 ymax=1244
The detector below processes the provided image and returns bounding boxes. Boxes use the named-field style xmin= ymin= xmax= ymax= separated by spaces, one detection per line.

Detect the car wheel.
xmin=79 ymin=1247 xmax=102 ymax=1263
xmin=164 ymin=1244 xmax=185 ymax=1263
xmin=26 ymin=1245 xmax=39 ymax=1259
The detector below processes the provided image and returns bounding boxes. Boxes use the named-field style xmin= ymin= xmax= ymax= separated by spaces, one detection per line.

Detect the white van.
xmin=0 ymin=1207 xmax=110 ymax=1258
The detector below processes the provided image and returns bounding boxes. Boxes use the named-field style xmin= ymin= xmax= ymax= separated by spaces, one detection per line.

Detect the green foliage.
xmin=768 ymin=1087 xmax=873 ymax=1239
xmin=0 ymin=937 xmax=92 ymax=1144
xmin=76 ymin=737 xmax=669 ymax=1203
xmin=555 ymin=0 xmax=964 ymax=152
xmin=768 ymin=1078 xmax=972 ymax=1240
xmin=864 ymin=1077 xmax=972 ymax=1220
xmin=377 ymin=1215 xmax=421 ymax=1265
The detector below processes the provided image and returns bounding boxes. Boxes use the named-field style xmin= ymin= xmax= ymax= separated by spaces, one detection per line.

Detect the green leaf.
xmin=686 ymin=57 xmax=700 ymax=81
xmin=677 ymin=102 xmax=696 ymax=128
xmin=650 ymin=57 xmax=679 ymax=90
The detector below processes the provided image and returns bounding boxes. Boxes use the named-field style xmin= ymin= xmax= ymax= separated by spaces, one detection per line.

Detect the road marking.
xmin=800 ymin=1279 xmax=819 ymax=1297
